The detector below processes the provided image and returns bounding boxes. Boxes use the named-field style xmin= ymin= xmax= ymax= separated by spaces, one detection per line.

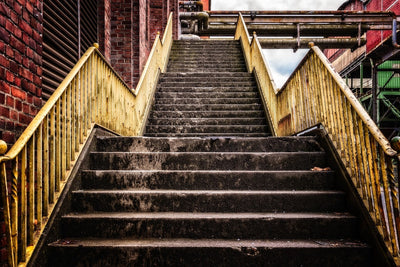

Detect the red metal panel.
xmin=202 ymin=0 xmax=210 ymax=11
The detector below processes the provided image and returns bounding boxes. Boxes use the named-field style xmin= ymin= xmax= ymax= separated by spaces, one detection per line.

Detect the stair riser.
xmin=151 ymin=104 xmax=263 ymax=111
xmin=149 ymin=111 xmax=265 ymax=118
xmin=71 ymin=192 xmax=346 ymax=213
xmin=167 ymin=68 xmax=247 ymax=73
xmin=158 ymin=82 xmax=256 ymax=87
xmin=161 ymin=73 xmax=253 ymax=78
xmin=147 ymin=118 xmax=266 ymax=126
xmin=96 ymin=137 xmax=323 ymax=153
xmin=159 ymin=77 xmax=254 ymax=83
xmin=145 ymin=133 xmax=272 ymax=137
xmin=48 ymin=245 xmax=371 ymax=267
xmin=145 ymin=125 xmax=268 ymax=134
xmin=156 ymin=88 xmax=258 ymax=93
xmin=154 ymin=99 xmax=261 ymax=105
xmin=81 ymin=171 xmax=336 ymax=190
xmin=89 ymin=152 xmax=327 ymax=171
xmin=168 ymin=63 xmax=247 ymax=68
xmin=155 ymin=92 xmax=259 ymax=98
xmin=61 ymin=216 xmax=356 ymax=239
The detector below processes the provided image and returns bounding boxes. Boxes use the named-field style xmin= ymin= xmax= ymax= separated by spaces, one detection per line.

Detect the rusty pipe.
xmin=179 ymin=12 xmax=209 ymax=31
xmin=392 ymin=18 xmax=400 ymax=48
xmin=258 ymin=37 xmax=366 ymax=49
xmin=200 ymin=24 xmax=370 ymax=37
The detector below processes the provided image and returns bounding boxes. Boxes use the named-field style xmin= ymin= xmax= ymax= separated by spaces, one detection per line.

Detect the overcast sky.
xmin=211 ymin=0 xmax=346 ymax=87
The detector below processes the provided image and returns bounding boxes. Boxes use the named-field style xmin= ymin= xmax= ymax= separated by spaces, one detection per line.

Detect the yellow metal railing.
xmin=0 ymin=13 xmax=173 ymax=267
xmin=235 ymin=13 xmax=400 ymax=263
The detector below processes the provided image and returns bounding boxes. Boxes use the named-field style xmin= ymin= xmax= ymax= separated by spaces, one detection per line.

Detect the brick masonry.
xmin=0 ymin=0 xmax=43 ymax=146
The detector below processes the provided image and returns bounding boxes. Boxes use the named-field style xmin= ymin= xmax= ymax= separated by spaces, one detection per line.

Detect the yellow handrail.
xmin=0 ymin=13 xmax=173 ymax=267
xmin=235 ymin=12 xmax=400 ymax=263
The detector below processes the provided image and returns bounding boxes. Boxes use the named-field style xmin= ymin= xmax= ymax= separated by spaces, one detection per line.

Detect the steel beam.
xmin=258 ymin=37 xmax=366 ymax=49
xmin=199 ymin=24 xmax=370 ymax=37
xmin=207 ymin=11 xmax=395 ymax=25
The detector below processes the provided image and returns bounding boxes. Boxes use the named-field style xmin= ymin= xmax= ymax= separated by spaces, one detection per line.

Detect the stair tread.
xmin=73 ymin=189 xmax=343 ymax=195
xmin=49 ymin=238 xmax=369 ymax=248
xmin=83 ymin=170 xmax=333 ymax=174
xmin=63 ymin=212 xmax=355 ymax=220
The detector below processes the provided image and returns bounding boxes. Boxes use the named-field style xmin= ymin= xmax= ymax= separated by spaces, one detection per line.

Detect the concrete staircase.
xmin=47 ymin=40 xmax=372 ymax=266
xmin=146 ymin=40 xmax=270 ymax=137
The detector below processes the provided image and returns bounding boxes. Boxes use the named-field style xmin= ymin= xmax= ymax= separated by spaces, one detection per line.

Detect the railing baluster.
xmin=55 ymin=101 xmax=61 ymax=191
xmin=49 ymin=108 xmax=55 ymax=203
xmin=43 ymin=117 xmax=49 ymax=215
xmin=364 ymin=126 xmax=381 ymax=222
xmin=28 ymin=136 xmax=35 ymax=245
xmin=380 ymin=148 xmax=397 ymax=254
xmin=10 ymin=157 xmax=18 ymax=265
xmin=35 ymin=124 xmax=42 ymax=229
xmin=62 ymin=93 xmax=67 ymax=178
xmin=20 ymin=147 xmax=27 ymax=262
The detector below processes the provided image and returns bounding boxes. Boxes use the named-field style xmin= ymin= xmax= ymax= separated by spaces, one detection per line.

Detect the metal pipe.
xmin=392 ymin=18 xmax=400 ymax=48
xmin=199 ymin=24 xmax=370 ymax=37
xmin=258 ymin=37 xmax=366 ymax=49
xmin=179 ymin=11 xmax=209 ymax=31
xmin=371 ymin=58 xmax=378 ymax=124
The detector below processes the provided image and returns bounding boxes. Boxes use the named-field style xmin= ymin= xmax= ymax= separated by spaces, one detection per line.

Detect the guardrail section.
xmin=235 ymin=12 xmax=400 ymax=263
xmin=0 ymin=12 xmax=173 ymax=267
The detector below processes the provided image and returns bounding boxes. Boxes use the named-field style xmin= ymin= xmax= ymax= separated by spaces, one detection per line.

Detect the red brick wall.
xmin=0 ymin=1 xmax=43 ymax=264
xmin=98 ymin=0 xmax=112 ymax=61
xmin=110 ymin=0 xmax=136 ymax=87
xmin=0 ymin=0 xmax=43 ymax=146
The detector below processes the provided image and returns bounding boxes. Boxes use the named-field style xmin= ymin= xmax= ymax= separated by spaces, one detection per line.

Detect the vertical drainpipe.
xmin=360 ymin=62 xmax=363 ymax=95
xmin=371 ymin=58 xmax=378 ymax=124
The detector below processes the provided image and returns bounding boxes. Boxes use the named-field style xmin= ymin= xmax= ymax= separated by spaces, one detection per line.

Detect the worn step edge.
xmin=81 ymin=170 xmax=336 ymax=190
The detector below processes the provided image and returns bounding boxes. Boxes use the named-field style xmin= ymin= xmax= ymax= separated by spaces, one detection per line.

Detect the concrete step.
xmin=154 ymin=98 xmax=262 ymax=105
xmin=155 ymin=91 xmax=259 ymax=99
xmin=95 ymin=137 xmax=324 ymax=153
xmin=145 ymin=125 xmax=269 ymax=134
xmin=149 ymin=110 xmax=266 ymax=119
xmin=61 ymin=212 xmax=356 ymax=239
xmin=159 ymin=76 xmax=255 ymax=83
xmin=168 ymin=58 xmax=245 ymax=63
xmin=156 ymin=87 xmax=258 ymax=93
xmin=89 ymin=151 xmax=327 ymax=171
xmin=168 ymin=64 xmax=247 ymax=70
xmin=158 ymin=81 xmax=256 ymax=88
xmin=48 ymin=238 xmax=371 ymax=267
xmin=144 ymin=132 xmax=273 ymax=137
xmin=151 ymin=104 xmax=263 ymax=111
xmin=161 ymin=72 xmax=253 ymax=78
xmin=81 ymin=170 xmax=336 ymax=190
xmin=167 ymin=67 xmax=247 ymax=73
xmin=147 ymin=118 xmax=266 ymax=126
xmin=71 ymin=190 xmax=346 ymax=213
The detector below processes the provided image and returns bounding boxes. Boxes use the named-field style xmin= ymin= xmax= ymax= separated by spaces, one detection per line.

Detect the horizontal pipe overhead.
xmin=258 ymin=37 xmax=367 ymax=49
xmin=199 ymin=24 xmax=370 ymax=37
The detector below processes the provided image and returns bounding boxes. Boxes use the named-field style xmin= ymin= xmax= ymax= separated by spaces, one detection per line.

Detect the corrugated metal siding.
xmin=378 ymin=60 xmax=400 ymax=89
xmin=43 ymin=0 xmax=98 ymax=100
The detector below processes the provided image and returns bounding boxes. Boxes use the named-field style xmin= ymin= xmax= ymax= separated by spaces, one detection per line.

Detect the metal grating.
xmin=43 ymin=0 xmax=98 ymax=100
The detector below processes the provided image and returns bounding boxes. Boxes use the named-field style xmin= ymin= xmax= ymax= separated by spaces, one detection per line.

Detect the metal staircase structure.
xmin=0 ymin=12 xmax=399 ymax=266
